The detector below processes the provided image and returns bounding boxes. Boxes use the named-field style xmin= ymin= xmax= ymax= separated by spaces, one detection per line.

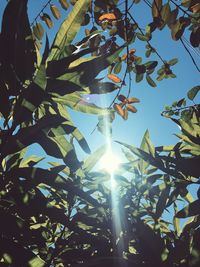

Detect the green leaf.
xmin=146 ymin=74 xmax=157 ymax=87
xmin=168 ymin=58 xmax=178 ymax=66
xmin=82 ymin=145 xmax=107 ymax=173
xmin=1 ymin=115 xmax=65 ymax=157
xmin=72 ymin=128 xmax=91 ymax=154
xmin=89 ymin=81 xmax=119 ymax=94
xmin=47 ymin=45 xmax=125 ymax=103
xmin=145 ymin=61 xmax=158 ymax=70
xmin=47 ymin=48 xmax=94 ymax=78
xmin=176 ymin=199 xmax=200 ymax=218
xmin=37 ymin=132 xmax=74 ymax=159
xmin=161 ymin=3 xmax=171 ymax=24
xmin=20 ymin=155 xmax=45 ymax=167
xmin=152 ymin=0 xmax=163 ymax=18
xmin=6 ymin=149 xmax=26 ymax=171
xmin=155 ymin=185 xmax=170 ymax=218
xmin=136 ymin=33 xmax=150 ymax=41
xmin=33 ymin=22 xmax=44 ymax=40
xmin=171 ymin=17 xmax=190 ymax=41
xmin=167 ymin=8 xmax=178 ymax=27
xmin=177 ymin=98 xmax=185 ymax=107
xmin=114 ymin=62 xmax=122 ymax=74
xmin=187 ymin=86 xmax=200 ymax=100
xmin=28 ymin=256 xmax=45 ymax=267
xmin=136 ymin=73 xmax=144 ymax=82
xmin=51 ymin=92 xmax=110 ymax=115
xmin=13 ymin=39 xmax=48 ymax=127
xmin=48 ymin=121 xmax=76 ymax=137
xmin=48 ymin=0 xmax=91 ymax=60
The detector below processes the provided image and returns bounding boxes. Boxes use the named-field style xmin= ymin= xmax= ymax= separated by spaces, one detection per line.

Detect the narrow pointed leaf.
xmin=50 ymin=5 xmax=61 ymax=20
xmin=187 ymin=86 xmax=200 ymax=100
xmin=176 ymin=199 xmax=200 ymax=218
xmin=41 ymin=13 xmax=54 ymax=29
xmin=33 ymin=22 xmax=44 ymax=40
xmin=59 ymin=0 xmax=69 ymax=10
xmin=146 ymin=74 xmax=157 ymax=87
xmin=48 ymin=0 xmax=91 ymax=60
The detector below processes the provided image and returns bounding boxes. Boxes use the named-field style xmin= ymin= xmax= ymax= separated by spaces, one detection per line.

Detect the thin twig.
xmin=161 ymin=104 xmax=199 ymax=116
xmin=91 ymin=2 xmax=131 ymax=135
xmin=128 ymin=11 xmax=166 ymax=65
xmin=30 ymin=0 xmax=52 ymax=27
xmin=91 ymin=0 xmax=95 ymax=27
xmin=180 ymin=38 xmax=200 ymax=73
xmin=169 ymin=0 xmax=199 ymax=21
xmin=182 ymin=37 xmax=200 ymax=58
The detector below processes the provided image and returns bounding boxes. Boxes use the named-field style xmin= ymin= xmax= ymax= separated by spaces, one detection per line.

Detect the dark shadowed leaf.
xmin=155 ymin=184 xmax=170 ymax=218
xmin=176 ymin=199 xmax=200 ymax=218
xmin=1 ymin=115 xmax=65 ymax=156
xmin=89 ymin=81 xmax=119 ymax=94
xmin=0 ymin=80 xmax=10 ymax=118
xmin=1 ymin=0 xmax=36 ymax=88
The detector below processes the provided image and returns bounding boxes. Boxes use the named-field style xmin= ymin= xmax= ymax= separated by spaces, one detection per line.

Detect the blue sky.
xmin=0 ymin=0 xmax=199 ymax=160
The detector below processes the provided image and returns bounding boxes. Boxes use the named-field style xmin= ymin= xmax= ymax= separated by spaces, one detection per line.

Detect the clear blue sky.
xmin=0 ymin=0 xmax=199 ymax=159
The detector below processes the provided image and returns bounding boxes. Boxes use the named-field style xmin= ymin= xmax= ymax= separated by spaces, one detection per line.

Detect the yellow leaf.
xmin=128 ymin=97 xmax=140 ymax=104
xmin=114 ymin=104 xmax=124 ymax=117
xmin=123 ymin=108 xmax=128 ymax=120
xmin=85 ymin=29 xmax=90 ymax=36
xmin=129 ymin=48 xmax=136 ymax=54
xmin=59 ymin=0 xmax=69 ymax=10
xmin=121 ymin=54 xmax=127 ymax=61
xmin=127 ymin=105 xmax=137 ymax=113
xmin=50 ymin=5 xmax=61 ymax=20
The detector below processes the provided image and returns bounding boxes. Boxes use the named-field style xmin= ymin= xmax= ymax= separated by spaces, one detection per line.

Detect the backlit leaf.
xmin=48 ymin=0 xmax=91 ymax=60
xmin=33 ymin=22 xmax=44 ymax=40
xmin=114 ymin=103 xmax=124 ymax=117
xmin=50 ymin=5 xmax=61 ymax=20
xmin=187 ymin=86 xmax=200 ymax=100
xmin=59 ymin=0 xmax=69 ymax=10
xmin=168 ymin=58 xmax=178 ymax=66
xmin=41 ymin=13 xmax=54 ymax=29
xmin=127 ymin=104 xmax=137 ymax=113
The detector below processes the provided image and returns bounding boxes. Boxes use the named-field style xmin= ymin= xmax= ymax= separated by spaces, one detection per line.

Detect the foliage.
xmin=0 ymin=0 xmax=199 ymax=266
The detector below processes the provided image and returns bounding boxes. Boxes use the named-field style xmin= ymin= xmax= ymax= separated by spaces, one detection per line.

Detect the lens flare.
xmin=99 ymin=148 xmax=120 ymax=175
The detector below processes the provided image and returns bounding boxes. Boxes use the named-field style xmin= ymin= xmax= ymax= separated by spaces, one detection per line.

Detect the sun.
xmin=99 ymin=148 xmax=120 ymax=175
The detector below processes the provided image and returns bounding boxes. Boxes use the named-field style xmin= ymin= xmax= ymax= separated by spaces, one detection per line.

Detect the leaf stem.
xmin=127 ymin=11 xmax=166 ymax=65
xmin=180 ymin=38 xmax=200 ymax=73
xmin=30 ymin=0 xmax=52 ymax=27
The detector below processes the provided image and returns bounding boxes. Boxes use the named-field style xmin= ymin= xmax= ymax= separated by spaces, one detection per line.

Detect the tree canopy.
xmin=0 ymin=0 xmax=199 ymax=266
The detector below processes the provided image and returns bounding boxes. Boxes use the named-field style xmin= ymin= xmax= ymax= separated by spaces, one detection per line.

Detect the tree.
xmin=0 ymin=0 xmax=199 ymax=266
